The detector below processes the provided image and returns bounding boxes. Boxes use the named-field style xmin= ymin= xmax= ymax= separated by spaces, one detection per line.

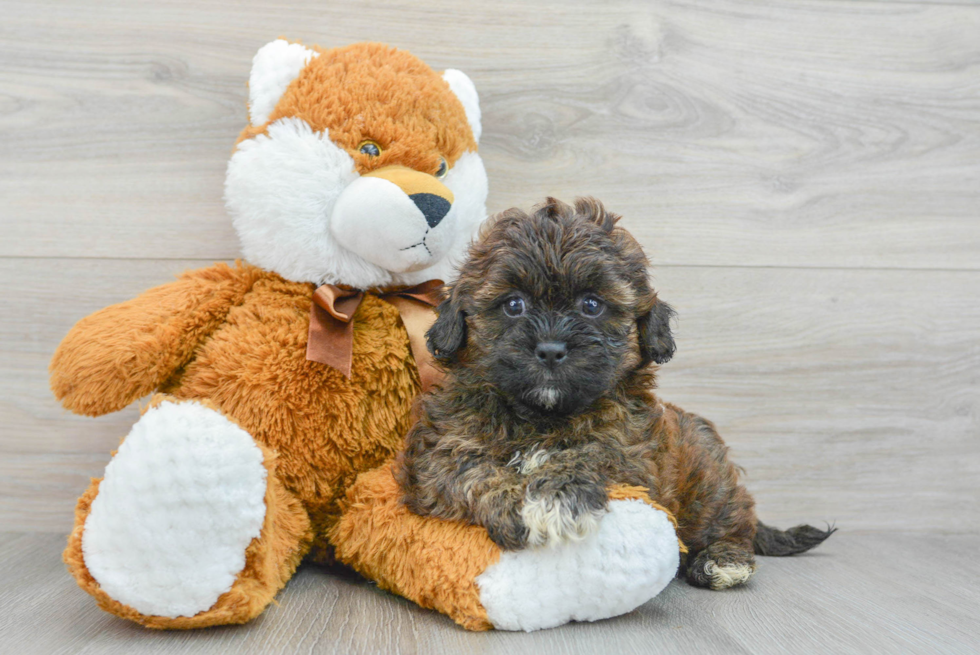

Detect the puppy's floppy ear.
xmin=637 ymin=298 xmax=676 ymax=365
xmin=426 ymin=295 xmax=467 ymax=362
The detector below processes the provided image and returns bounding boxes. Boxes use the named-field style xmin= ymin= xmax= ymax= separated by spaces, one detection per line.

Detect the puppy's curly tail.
xmin=753 ymin=521 xmax=836 ymax=556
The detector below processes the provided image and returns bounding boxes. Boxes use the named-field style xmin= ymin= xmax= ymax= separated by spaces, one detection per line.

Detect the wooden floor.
xmin=1 ymin=530 xmax=978 ymax=654
xmin=1 ymin=0 xmax=978 ymax=652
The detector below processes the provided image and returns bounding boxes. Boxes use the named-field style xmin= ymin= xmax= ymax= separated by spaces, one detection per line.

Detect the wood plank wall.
xmin=2 ymin=0 xmax=978 ymax=533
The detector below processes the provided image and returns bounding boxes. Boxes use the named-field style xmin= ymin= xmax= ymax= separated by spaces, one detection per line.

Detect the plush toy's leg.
xmin=64 ymin=396 xmax=312 ymax=628
xmin=331 ymin=466 xmax=682 ymax=632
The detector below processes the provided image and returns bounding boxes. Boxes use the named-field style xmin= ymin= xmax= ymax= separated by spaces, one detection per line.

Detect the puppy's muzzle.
xmin=535 ymin=341 xmax=568 ymax=369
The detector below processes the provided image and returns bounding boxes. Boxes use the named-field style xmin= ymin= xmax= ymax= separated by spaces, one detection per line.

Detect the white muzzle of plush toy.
xmin=331 ymin=166 xmax=458 ymax=274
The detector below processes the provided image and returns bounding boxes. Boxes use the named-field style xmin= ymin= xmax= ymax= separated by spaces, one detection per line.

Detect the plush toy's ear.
xmin=426 ymin=295 xmax=468 ymax=362
xmin=248 ymin=39 xmax=319 ymax=126
xmin=637 ymin=299 xmax=676 ymax=366
xmin=442 ymin=69 xmax=482 ymax=144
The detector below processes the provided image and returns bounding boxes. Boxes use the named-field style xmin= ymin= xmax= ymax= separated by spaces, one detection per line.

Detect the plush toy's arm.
xmin=50 ymin=262 xmax=260 ymax=416
xmin=332 ymin=464 xmax=684 ymax=632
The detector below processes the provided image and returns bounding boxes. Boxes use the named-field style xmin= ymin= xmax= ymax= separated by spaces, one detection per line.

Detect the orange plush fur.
xmin=55 ymin=262 xmax=421 ymax=624
xmin=52 ymin=43 xmax=485 ymax=628
xmin=51 ymin=262 xmax=421 ymax=533
xmin=236 ymin=42 xmax=476 ymax=176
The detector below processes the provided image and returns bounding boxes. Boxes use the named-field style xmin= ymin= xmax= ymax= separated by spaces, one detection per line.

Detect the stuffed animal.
xmin=50 ymin=39 xmax=682 ymax=632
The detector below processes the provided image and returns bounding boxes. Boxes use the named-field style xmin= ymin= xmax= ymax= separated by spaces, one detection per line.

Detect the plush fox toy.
xmin=50 ymin=40 xmax=681 ymax=632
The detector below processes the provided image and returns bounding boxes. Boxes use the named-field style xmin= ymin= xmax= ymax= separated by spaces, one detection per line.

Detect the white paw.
xmin=705 ymin=560 xmax=757 ymax=590
xmin=82 ymin=401 xmax=268 ymax=618
xmin=521 ymin=493 xmax=604 ymax=547
xmin=477 ymin=499 xmax=680 ymax=631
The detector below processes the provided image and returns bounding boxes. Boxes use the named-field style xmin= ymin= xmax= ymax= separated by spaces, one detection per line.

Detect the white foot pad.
xmin=476 ymin=499 xmax=680 ymax=631
xmin=706 ymin=561 xmax=756 ymax=589
xmin=82 ymin=401 xmax=267 ymax=618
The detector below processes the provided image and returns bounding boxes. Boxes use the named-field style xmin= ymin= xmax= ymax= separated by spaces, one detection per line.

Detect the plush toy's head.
xmin=225 ymin=40 xmax=487 ymax=289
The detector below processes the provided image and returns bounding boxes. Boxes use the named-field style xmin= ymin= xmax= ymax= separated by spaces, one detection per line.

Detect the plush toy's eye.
xmin=435 ymin=157 xmax=448 ymax=179
xmin=358 ymin=140 xmax=382 ymax=157
xmin=580 ymin=296 xmax=604 ymax=317
xmin=502 ymin=297 xmax=527 ymax=318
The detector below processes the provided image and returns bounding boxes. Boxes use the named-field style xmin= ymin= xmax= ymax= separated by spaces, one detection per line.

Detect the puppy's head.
xmin=428 ymin=197 xmax=675 ymax=417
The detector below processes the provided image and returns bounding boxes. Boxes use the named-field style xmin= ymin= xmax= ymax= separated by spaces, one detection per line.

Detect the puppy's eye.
xmin=358 ymin=140 xmax=382 ymax=157
xmin=580 ymin=296 xmax=604 ymax=317
xmin=435 ymin=157 xmax=448 ymax=179
xmin=502 ymin=297 xmax=527 ymax=318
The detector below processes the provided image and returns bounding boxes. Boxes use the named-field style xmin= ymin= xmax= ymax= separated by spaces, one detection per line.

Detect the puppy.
xmin=397 ymin=197 xmax=833 ymax=590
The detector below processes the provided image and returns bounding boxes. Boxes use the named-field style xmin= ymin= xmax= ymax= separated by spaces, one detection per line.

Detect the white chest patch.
xmin=476 ymin=498 xmax=680 ymax=631
xmin=81 ymin=400 xmax=268 ymax=619
xmin=506 ymin=447 xmax=553 ymax=475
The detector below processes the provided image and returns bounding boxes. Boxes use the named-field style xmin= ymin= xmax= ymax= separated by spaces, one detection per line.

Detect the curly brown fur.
xmin=397 ymin=197 xmax=832 ymax=588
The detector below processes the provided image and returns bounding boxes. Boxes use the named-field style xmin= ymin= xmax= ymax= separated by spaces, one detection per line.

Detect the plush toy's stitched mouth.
xmin=399 ymin=228 xmax=433 ymax=257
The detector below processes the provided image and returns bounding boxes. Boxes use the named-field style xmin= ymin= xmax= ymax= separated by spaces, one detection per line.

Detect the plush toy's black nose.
xmin=409 ymin=193 xmax=451 ymax=228
xmin=535 ymin=341 xmax=568 ymax=368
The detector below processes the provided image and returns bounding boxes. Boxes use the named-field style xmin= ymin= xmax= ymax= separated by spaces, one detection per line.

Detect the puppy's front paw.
xmin=483 ymin=505 xmax=530 ymax=551
xmin=522 ymin=479 xmax=608 ymax=547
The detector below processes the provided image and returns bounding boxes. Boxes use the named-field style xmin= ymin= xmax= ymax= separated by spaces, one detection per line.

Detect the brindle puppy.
xmin=397 ymin=197 xmax=832 ymax=590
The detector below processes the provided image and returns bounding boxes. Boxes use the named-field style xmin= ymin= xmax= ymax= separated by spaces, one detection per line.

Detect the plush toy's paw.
xmin=65 ymin=396 xmax=312 ymax=628
xmin=476 ymin=497 xmax=679 ymax=631
xmin=80 ymin=399 xmax=268 ymax=617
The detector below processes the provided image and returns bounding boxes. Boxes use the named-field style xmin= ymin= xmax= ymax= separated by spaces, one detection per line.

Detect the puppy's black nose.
xmin=409 ymin=193 xmax=451 ymax=228
xmin=535 ymin=341 xmax=568 ymax=368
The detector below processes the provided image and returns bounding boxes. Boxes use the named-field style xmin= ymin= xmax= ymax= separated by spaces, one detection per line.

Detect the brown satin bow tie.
xmin=306 ymin=279 xmax=445 ymax=392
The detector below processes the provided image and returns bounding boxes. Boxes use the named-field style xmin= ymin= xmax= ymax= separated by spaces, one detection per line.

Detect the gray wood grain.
xmin=1 ymin=531 xmax=977 ymax=654
xmin=2 ymin=0 xmax=979 ymax=650
xmin=1 ymin=0 xmax=978 ymax=269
